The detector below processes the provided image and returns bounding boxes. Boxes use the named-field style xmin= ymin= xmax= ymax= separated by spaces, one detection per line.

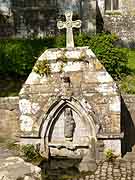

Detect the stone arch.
xmin=39 ymin=97 xmax=99 ymax=156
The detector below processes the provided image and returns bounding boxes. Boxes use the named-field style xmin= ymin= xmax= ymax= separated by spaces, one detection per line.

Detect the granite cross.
xmin=57 ymin=10 xmax=82 ymax=48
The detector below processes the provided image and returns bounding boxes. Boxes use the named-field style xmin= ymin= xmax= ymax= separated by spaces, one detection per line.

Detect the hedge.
xmin=0 ymin=33 xmax=128 ymax=80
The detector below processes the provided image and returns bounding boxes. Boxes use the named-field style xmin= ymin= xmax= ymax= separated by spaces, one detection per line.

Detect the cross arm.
xmin=57 ymin=21 xmax=66 ymax=29
xmin=72 ymin=20 xmax=82 ymax=28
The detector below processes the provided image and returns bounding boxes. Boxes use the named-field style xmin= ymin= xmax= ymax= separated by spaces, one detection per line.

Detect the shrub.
xmin=0 ymin=37 xmax=55 ymax=77
xmin=0 ymin=40 xmax=34 ymax=76
xmin=0 ymin=33 xmax=128 ymax=81
xmin=21 ymin=144 xmax=42 ymax=163
xmin=104 ymin=149 xmax=118 ymax=161
xmin=75 ymin=33 xmax=128 ymax=80
xmin=120 ymin=75 xmax=135 ymax=94
xmin=55 ymin=34 xmax=66 ymax=48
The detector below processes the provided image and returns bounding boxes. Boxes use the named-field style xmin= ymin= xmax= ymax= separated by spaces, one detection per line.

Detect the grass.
xmin=127 ymin=49 xmax=135 ymax=72
xmin=0 ymin=75 xmax=26 ymax=97
xmin=120 ymin=49 xmax=135 ymax=94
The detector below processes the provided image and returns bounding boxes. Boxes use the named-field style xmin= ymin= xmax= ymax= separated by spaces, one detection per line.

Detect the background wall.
xmin=0 ymin=0 xmax=97 ymax=38
xmin=0 ymin=0 xmax=135 ymax=40
xmin=103 ymin=15 xmax=135 ymax=45
xmin=96 ymin=0 xmax=135 ymax=44
xmin=0 ymin=97 xmax=19 ymax=140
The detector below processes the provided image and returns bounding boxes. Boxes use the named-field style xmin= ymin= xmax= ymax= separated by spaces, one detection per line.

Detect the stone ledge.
xmin=49 ymin=142 xmax=89 ymax=150
xmin=97 ymin=132 xmax=124 ymax=139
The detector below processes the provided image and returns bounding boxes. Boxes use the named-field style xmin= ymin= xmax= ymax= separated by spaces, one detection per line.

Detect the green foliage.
xmin=0 ymin=33 xmax=129 ymax=95
xmin=55 ymin=34 xmax=66 ymax=48
xmin=21 ymin=144 xmax=42 ymax=163
xmin=127 ymin=49 xmax=135 ymax=72
xmin=119 ymin=49 xmax=135 ymax=94
xmin=104 ymin=149 xmax=118 ymax=161
xmin=75 ymin=33 xmax=128 ymax=80
xmin=105 ymin=12 xmax=122 ymax=16
xmin=0 ymin=33 xmax=128 ymax=80
xmin=0 ymin=37 xmax=54 ymax=77
xmin=0 ymin=40 xmax=32 ymax=76
xmin=34 ymin=59 xmax=51 ymax=76
xmin=0 ymin=75 xmax=25 ymax=97
xmin=120 ymin=75 xmax=135 ymax=94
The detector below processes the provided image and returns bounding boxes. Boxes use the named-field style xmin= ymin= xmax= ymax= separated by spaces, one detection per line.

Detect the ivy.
xmin=21 ymin=144 xmax=43 ymax=164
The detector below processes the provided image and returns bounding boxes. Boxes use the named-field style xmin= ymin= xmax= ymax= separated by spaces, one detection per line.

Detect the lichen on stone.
xmin=33 ymin=59 xmax=51 ymax=76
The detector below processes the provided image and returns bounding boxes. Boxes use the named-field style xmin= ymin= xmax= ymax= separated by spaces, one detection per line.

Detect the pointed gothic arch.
xmin=39 ymin=97 xmax=100 ymax=156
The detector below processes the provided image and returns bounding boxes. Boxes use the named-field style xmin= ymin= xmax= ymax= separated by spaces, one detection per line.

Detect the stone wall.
xmin=97 ymin=0 xmax=135 ymax=15
xmin=120 ymin=0 xmax=135 ymax=14
xmin=0 ymin=97 xmax=20 ymax=139
xmin=18 ymin=46 xmax=122 ymax=162
xmin=0 ymin=0 xmax=96 ymax=38
xmin=0 ymin=0 xmax=15 ymax=38
xmin=0 ymin=94 xmax=135 ymax=155
xmin=1 ymin=0 xmax=135 ymax=40
xmin=103 ymin=15 xmax=135 ymax=45
xmin=96 ymin=0 xmax=135 ymax=43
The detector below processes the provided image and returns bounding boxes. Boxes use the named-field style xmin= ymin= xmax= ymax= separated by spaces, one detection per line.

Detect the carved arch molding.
xmin=39 ymin=97 xmax=101 ymax=157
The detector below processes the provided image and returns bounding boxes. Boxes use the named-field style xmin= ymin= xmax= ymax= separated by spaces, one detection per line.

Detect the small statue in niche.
xmin=64 ymin=107 xmax=76 ymax=141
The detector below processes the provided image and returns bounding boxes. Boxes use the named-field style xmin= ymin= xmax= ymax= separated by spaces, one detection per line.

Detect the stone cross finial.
xmin=57 ymin=10 xmax=82 ymax=48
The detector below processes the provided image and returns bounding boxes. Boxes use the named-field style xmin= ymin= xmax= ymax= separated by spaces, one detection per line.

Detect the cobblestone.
xmin=70 ymin=159 xmax=135 ymax=180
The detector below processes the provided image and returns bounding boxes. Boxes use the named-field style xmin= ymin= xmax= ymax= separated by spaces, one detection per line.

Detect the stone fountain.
xmin=19 ymin=10 xmax=122 ymax=177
